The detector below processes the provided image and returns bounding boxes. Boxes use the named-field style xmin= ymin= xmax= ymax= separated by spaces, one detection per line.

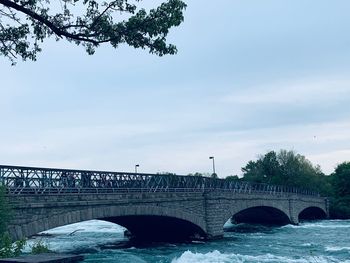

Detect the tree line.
xmin=236 ymin=150 xmax=350 ymax=219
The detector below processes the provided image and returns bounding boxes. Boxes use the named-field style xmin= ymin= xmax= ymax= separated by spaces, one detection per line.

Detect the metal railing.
xmin=0 ymin=165 xmax=320 ymax=196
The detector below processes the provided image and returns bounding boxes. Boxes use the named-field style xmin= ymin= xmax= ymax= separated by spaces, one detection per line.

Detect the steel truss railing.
xmin=0 ymin=165 xmax=320 ymax=196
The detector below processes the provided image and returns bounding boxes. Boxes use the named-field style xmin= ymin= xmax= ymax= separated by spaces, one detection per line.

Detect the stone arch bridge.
xmin=0 ymin=165 xmax=329 ymax=241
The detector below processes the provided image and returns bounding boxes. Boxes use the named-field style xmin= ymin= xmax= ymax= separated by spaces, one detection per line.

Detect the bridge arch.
xmin=219 ymin=199 xmax=293 ymax=231
xmin=298 ymin=206 xmax=327 ymax=221
xmin=10 ymin=205 xmax=207 ymax=241
xmin=232 ymin=206 xmax=291 ymax=225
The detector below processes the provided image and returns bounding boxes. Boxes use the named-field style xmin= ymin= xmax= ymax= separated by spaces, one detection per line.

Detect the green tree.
xmin=225 ymin=175 xmax=240 ymax=181
xmin=330 ymin=162 xmax=350 ymax=218
xmin=0 ymin=0 xmax=187 ymax=64
xmin=0 ymin=234 xmax=26 ymax=258
xmin=210 ymin=173 xmax=218 ymax=179
xmin=187 ymin=172 xmax=212 ymax=177
xmin=241 ymin=150 xmax=325 ymax=191
xmin=31 ymin=240 xmax=50 ymax=254
xmin=333 ymin=162 xmax=350 ymax=198
xmin=157 ymin=172 xmax=177 ymax=176
xmin=187 ymin=172 xmax=203 ymax=177
xmin=242 ymin=151 xmax=280 ymax=184
xmin=277 ymin=149 xmax=317 ymax=187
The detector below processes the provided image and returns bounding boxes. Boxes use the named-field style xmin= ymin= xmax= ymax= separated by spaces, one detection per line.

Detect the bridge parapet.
xmin=1 ymin=165 xmax=320 ymax=197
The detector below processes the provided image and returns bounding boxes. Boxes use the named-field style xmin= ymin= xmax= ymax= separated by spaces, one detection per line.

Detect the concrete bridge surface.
xmin=0 ymin=165 xmax=329 ymax=241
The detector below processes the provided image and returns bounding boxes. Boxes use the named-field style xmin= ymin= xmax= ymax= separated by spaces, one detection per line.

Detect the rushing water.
xmin=24 ymin=219 xmax=350 ymax=263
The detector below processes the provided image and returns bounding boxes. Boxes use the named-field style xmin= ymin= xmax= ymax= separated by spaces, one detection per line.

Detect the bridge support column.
xmin=325 ymin=198 xmax=330 ymax=219
xmin=203 ymin=193 xmax=225 ymax=240
xmin=289 ymin=215 xmax=299 ymax=225
xmin=288 ymin=198 xmax=299 ymax=225
xmin=204 ymin=214 xmax=224 ymax=239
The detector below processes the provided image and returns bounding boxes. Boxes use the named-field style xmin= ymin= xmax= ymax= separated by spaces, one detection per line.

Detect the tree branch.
xmin=0 ymin=0 xmax=186 ymax=64
xmin=89 ymin=1 xmax=120 ymax=30
xmin=0 ymin=0 xmax=100 ymax=44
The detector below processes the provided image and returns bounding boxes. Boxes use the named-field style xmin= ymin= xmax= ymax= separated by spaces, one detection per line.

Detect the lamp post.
xmin=135 ymin=164 xmax=139 ymax=173
xmin=209 ymin=156 xmax=216 ymax=176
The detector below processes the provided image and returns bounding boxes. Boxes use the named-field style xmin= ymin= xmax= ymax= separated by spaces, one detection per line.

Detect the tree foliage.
xmin=330 ymin=162 xmax=350 ymax=218
xmin=31 ymin=239 xmax=50 ymax=254
xmin=0 ymin=233 xmax=26 ymax=258
xmin=0 ymin=0 xmax=187 ymax=64
xmin=240 ymin=149 xmax=350 ymax=218
xmin=241 ymin=150 xmax=330 ymax=193
xmin=332 ymin=162 xmax=350 ymax=198
xmin=187 ymin=172 xmax=213 ymax=178
xmin=225 ymin=175 xmax=240 ymax=181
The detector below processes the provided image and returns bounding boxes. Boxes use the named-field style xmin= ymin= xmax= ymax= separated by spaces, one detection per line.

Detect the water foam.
xmin=171 ymin=250 xmax=348 ymax=263
xmin=281 ymin=220 xmax=350 ymax=230
xmin=325 ymin=246 xmax=350 ymax=252
xmin=300 ymin=243 xmax=312 ymax=247
xmin=41 ymin=220 xmax=125 ymax=234
xmin=24 ymin=220 xmax=127 ymax=253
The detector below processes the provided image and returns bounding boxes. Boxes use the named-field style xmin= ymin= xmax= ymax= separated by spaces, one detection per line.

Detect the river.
xmin=24 ymin=219 xmax=350 ymax=262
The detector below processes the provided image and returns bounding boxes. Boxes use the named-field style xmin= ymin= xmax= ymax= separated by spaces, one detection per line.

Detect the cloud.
xmin=1 ymin=115 xmax=349 ymax=176
xmin=222 ymin=77 xmax=350 ymax=105
xmin=309 ymin=150 xmax=350 ymax=174
xmin=1 ymin=1 xmax=350 ymax=180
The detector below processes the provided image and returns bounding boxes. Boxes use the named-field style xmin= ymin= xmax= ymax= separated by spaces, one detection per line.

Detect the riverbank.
xmin=0 ymin=253 xmax=83 ymax=263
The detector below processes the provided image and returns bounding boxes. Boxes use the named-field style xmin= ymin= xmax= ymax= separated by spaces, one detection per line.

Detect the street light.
xmin=209 ymin=156 xmax=216 ymax=176
xmin=135 ymin=164 xmax=140 ymax=173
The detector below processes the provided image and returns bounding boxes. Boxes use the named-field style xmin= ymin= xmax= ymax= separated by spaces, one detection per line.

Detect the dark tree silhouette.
xmin=0 ymin=0 xmax=186 ymax=64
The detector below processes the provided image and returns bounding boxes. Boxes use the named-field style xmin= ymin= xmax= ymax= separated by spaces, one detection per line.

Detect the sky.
xmin=1 ymin=0 xmax=350 ymax=177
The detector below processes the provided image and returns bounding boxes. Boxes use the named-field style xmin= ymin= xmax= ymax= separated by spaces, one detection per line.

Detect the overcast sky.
xmin=1 ymin=0 xmax=350 ymax=176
